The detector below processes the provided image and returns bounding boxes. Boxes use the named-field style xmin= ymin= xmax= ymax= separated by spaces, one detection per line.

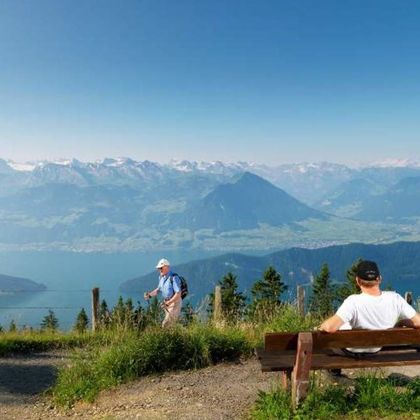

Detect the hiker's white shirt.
xmin=336 ymin=291 xmax=416 ymax=353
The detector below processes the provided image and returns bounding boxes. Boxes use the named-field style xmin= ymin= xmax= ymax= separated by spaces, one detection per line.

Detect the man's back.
xmin=337 ymin=291 xmax=416 ymax=330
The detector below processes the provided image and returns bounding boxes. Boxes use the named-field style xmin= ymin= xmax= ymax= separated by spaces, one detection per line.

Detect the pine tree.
xmin=338 ymin=259 xmax=361 ymax=301
xmin=208 ymin=272 xmax=246 ymax=322
xmin=111 ymin=296 xmax=126 ymax=328
xmin=133 ymin=301 xmax=147 ymax=330
xmin=99 ymin=299 xmax=111 ymax=328
xmin=181 ymin=302 xmax=196 ymax=326
xmin=40 ymin=310 xmax=59 ymax=332
xmin=144 ymin=296 xmax=164 ymax=326
xmin=74 ymin=308 xmax=89 ymax=334
xmin=248 ymin=266 xmax=287 ymax=320
xmin=310 ymin=263 xmax=335 ymax=318
xmin=8 ymin=320 xmax=16 ymax=333
xmin=125 ymin=297 xmax=134 ymax=329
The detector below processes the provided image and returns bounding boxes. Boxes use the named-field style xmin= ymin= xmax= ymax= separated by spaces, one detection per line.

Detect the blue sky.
xmin=0 ymin=0 xmax=420 ymax=165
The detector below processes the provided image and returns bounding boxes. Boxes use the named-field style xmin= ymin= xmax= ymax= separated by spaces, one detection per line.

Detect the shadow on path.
xmin=0 ymin=352 xmax=67 ymax=405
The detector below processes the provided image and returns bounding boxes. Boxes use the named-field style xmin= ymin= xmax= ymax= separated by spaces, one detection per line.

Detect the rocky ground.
xmin=1 ymin=352 xmax=419 ymax=420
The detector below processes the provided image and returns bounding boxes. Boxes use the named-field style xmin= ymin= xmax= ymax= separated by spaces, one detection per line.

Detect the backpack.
xmin=171 ymin=273 xmax=188 ymax=299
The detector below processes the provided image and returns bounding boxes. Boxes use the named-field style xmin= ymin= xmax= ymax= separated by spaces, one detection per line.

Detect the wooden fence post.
xmin=297 ymin=285 xmax=305 ymax=317
xmin=405 ymin=291 xmax=413 ymax=306
xmin=213 ymin=285 xmax=222 ymax=323
xmin=92 ymin=287 xmax=100 ymax=332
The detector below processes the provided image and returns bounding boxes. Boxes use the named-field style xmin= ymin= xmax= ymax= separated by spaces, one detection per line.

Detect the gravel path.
xmin=0 ymin=356 xmax=279 ymax=420
xmin=1 ymin=353 xmax=420 ymax=420
xmin=0 ymin=351 xmax=69 ymax=419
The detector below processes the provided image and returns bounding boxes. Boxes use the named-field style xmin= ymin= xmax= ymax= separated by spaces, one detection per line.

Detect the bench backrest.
xmin=265 ymin=328 xmax=420 ymax=351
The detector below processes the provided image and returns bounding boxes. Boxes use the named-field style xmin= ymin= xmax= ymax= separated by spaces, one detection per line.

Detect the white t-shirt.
xmin=336 ymin=291 xmax=416 ymax=353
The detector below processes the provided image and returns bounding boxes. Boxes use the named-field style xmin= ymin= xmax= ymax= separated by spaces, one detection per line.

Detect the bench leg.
xmin=291 ymin=332 xmax=313 ymax=409
xmin=281 ymin=370 xmax=291 ymax=390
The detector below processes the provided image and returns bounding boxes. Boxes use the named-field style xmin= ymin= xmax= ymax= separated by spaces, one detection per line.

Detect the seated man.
xmin=320 ymin=260 xmax=420 ymax=355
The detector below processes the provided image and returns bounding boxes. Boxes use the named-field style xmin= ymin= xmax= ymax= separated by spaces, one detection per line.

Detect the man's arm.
xmin=396 ymin=313 xmax=420 ymax=328
xmin=319 ymin=314 xmax=345 ymax=333
xmin=164 ymin=291 xmax=181 ymax=306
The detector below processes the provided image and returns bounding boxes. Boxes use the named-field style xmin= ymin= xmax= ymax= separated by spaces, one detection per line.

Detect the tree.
xmin=8 ymin=320 xmax=16 ymax=333
xmin=181 ymin=302 xmax=196 ymax=326
xmin=144 ymin=296 xmax=164 ymax=327
xmin=248 ymin=266 xmax=288 ymax=320
xmin=111 ymin=296 xmax=126 ymax=329
xmin=208 ymin=272 xmax=246 ymax=322
xmin=74 ymin=308 xmax=89 ymax=334
xmin=310 ymin=263 xmax=335 ymax=318
xmin=338 ymin=259 xmax=361 ymax=301
xmin=99 ymin=299 xmax=111 ymax=328
xmin=40 ymin=310 xmax=59 ymax=332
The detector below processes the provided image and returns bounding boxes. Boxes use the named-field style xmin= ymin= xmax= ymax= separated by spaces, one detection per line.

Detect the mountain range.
xmin=120 ymin=241 xmax=420 ymax=303
xmin=1 ymin=158 xmax=420 ymax=252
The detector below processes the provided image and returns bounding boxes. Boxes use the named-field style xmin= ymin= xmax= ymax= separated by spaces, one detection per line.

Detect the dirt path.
xmin=0 ymin=356 xmax=279 ymax=420
xmin=1 ymin=354 xmax=420 ymax=420
xmin=0 ymin=351 xmax=69 ymax=419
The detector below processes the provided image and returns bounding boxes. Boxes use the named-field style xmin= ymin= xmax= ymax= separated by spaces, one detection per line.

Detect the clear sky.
xmin=1 ymin=0 xmax=420 ymax=165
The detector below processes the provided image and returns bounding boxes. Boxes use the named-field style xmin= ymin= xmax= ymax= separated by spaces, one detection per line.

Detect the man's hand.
xmin=144 ymin=292 xmax=150 ymax=300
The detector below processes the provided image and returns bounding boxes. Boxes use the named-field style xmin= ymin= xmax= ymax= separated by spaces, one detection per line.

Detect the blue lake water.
xmin=0 ymin=250 xmax=219 ymax=330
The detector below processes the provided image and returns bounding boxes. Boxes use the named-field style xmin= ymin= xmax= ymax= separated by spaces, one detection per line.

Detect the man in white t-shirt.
xmin=320 ymin=260 xmax=420 ymax=354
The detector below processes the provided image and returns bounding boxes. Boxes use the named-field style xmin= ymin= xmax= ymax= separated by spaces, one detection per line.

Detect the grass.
xmin=52 ymin=323 xmax=253 ymax=407
xmin=251 ymin=374 xmax=420 ymax=419
xmin=0 ymin=330 xmax=96 ymax=356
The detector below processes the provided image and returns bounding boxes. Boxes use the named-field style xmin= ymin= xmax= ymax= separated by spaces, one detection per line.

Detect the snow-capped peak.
xmin=368 ymin=158 xmax=420 ymax=168
xmin=6 ymin=160 xmax=37 ymax=171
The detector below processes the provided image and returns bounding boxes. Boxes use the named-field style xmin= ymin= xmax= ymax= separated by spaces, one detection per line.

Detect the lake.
xmin=0 ymin=250 xmax=220 ymax=330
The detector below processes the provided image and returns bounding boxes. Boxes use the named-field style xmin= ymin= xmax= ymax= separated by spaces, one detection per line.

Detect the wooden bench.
xmin=256 ymin=328 xmax=420 ymax=408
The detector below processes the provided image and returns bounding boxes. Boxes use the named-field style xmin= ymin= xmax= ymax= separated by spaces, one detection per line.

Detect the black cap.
xmin=356 ymin=260 xmax=380 ymax=281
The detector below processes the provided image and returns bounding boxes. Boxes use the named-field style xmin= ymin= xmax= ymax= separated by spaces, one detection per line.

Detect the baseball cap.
xmin=356 ymin=260 xmax=380 ymax=281
xmin=156 ymin=258 xmax=170 ymax=269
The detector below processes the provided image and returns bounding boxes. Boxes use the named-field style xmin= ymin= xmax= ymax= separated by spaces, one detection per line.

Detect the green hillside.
xmin=120 ymin=241 xmax=420 ymax=300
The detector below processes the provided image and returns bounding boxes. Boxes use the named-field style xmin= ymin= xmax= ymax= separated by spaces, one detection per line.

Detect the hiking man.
xmin=144 ymin=258 xmax=182 ymax=328
xmin=319 ymin=260 xmax=420 ymax=354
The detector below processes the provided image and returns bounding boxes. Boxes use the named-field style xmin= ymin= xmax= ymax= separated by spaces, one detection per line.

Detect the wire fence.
xmin=0 ymin=287 xmax=133 ymax=329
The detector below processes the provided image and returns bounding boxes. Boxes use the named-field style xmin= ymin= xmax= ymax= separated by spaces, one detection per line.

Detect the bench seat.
xmin=257 ymin=328 xmax=420 ymax=408
xmin=257 ymin=347 xmax=420 ymax=371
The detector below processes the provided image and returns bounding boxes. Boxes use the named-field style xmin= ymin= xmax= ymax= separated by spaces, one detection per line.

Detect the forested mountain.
xmin=120 ymin=241 xmax=420 ymax=301
xmin=0 ymin=273 xmax=46 ymax=293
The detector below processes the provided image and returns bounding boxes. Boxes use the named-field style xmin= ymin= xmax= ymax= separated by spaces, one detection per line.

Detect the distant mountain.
xmin=175 ymin=172 xmax=327 ymax=231
xmin=1 ymin=157 xmax=420 ymax=251
xmin=316 ymin=178 xmax=387 ymax=217
xmin=357 ymin=177 xmax=420 ymax=222
xmin=120 ymin=241 xmax=420 ymax=301
xmin=318 ymin=176 xmax=420 ymax=222
xmin=0 ymin=273 xmax=46 ymax=293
